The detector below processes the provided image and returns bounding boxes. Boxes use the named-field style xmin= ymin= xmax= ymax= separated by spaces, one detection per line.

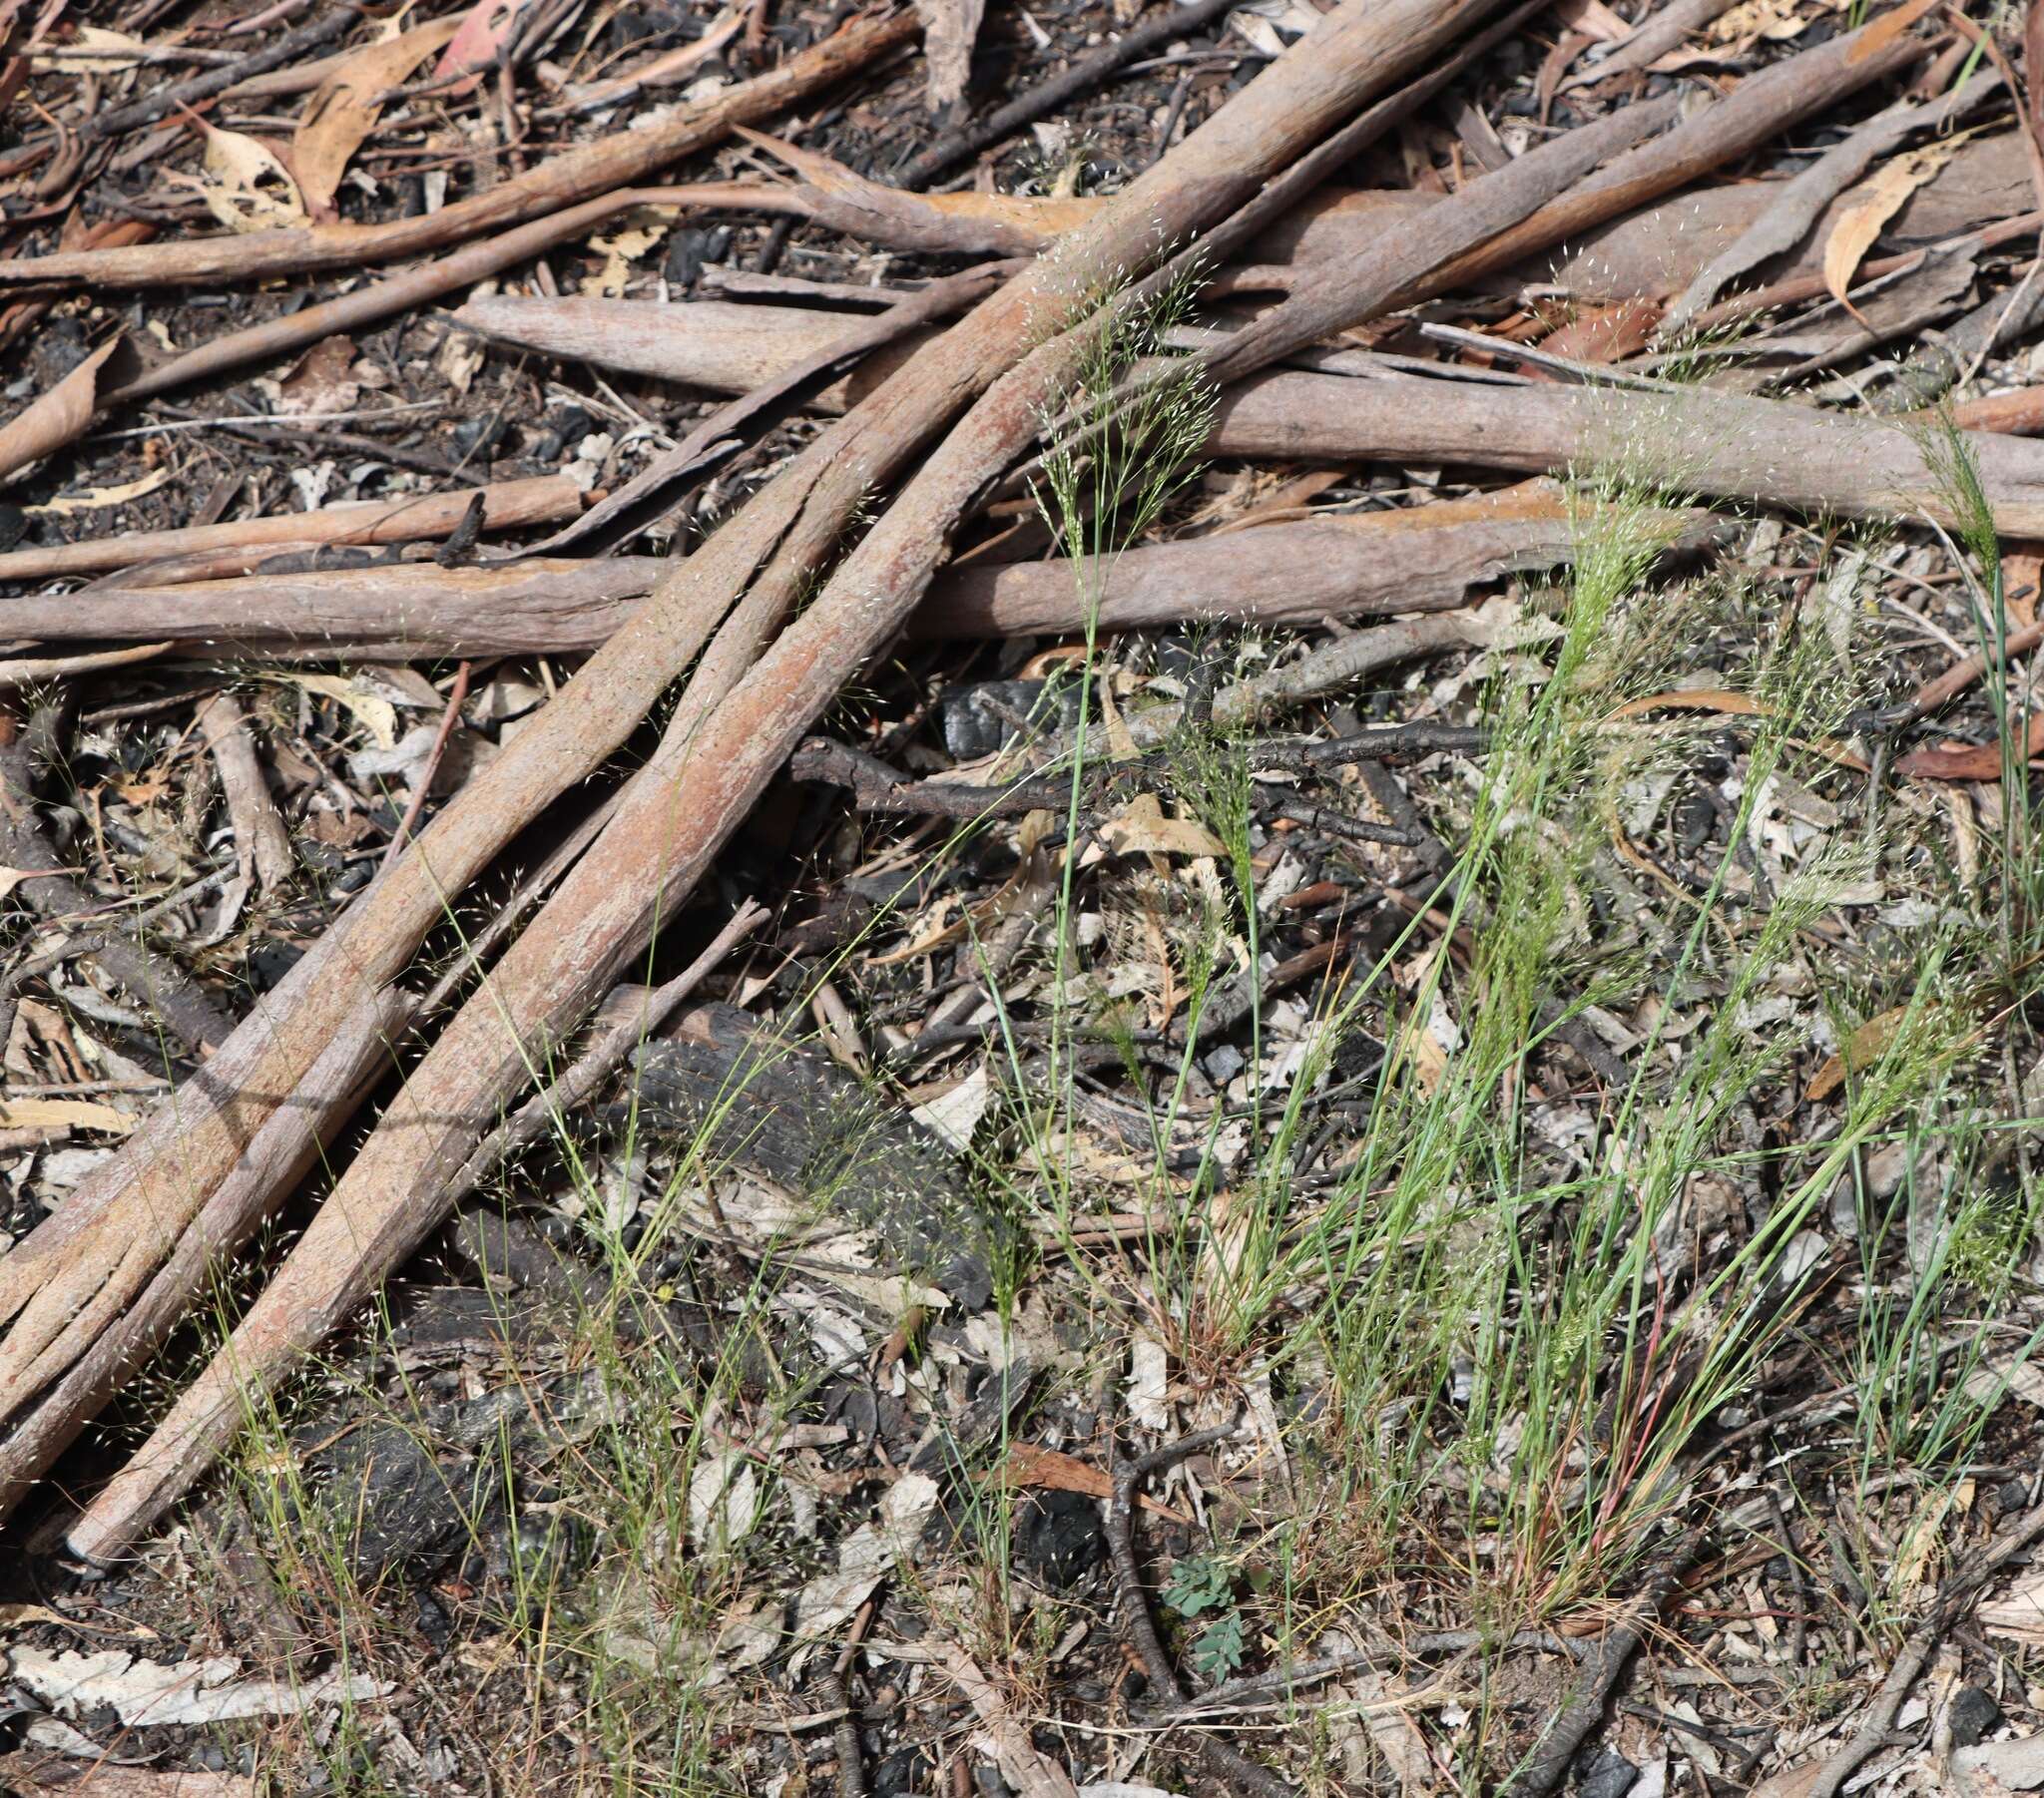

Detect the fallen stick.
xmin=454 ymin=293 xmax=929 ymax=413
xmin=1660 ymin=70 xmax=2003 ymax=336
xmin=1798 ymin=1494 xmax=2044 ymax=1798
xmin=1507 ymin=1532 xmax=1707 ymax=1798
xmin=0 ymin=990 xmax=411 ymax=1526
xmin=17 ymin=558 xmax=665 ymax=657
xmin=12 ymin=486 xmax=1710 ymax=657
xmin=84 ymin=3 xmax=362 ymax=140
xmin=195 ymin=692 xmax=292 ymax=936
xmin=0 ymin=11 xmax=918 ymax=290
xmin=1555 ymin=0 xmax=1742 ymax=90
xmin=98 ymin=188 xmax=702 ymax=415
xmin=912 ymin=483 xmax=1715 ymax=638
xmin=1423 ymin=6 xmax=1939 ymax=297
xmin=436 ymin=902 xmax=768 ymax=1222
xmin=27 ymin=365 xmax=2031 ymax=655
xmin=49 ymin=0 xmax=1515 ymax=1561
xmin=1125 ymin=611 xmax=1500 ymax=747
xmin=1206 ymin=367 xmax=2044 ymax=536
xmin=0 ymin=475 xmax=584 ymax=584
xmin=0 ymin=644 xmax=174 ymax=691
xmin=1208 ymin=95 xmax=1689 ymax=385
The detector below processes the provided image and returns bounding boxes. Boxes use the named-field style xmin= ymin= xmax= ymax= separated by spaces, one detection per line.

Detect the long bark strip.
xmin=914 ymin=485 xmax=1716 ymax=637
xmin=54 ymin=0 xmax=1516 ymax=1560
xmin=1201 ymin=92 xmax=1685 ymax=385
xmin=9 ymin=490 xmax=1679 ymax=655
xmin=0 ymin=994 xmax=411 ymax=1524
xmin=1422 ymin=8 xmax=1935 ymax=298
xmin=1207 ymin=370 xmax=2044 ymax=536
xmin=0 ymin=476 xmax=582 ymax=584
xmin=25 ymin=366 xmax=2031 ymax=655
xmin=0 ymin=12 xmax=918 ymax=291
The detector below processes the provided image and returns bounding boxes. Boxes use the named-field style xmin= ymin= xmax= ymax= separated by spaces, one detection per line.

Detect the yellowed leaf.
xmin=26 ymin=467 xmax=172 ymax=516
xmin=587 ymin=218 xmax=670 ymax=298
xmin=293 ymin=16 xmax=463 ymax=219
xmin=166 ymin=117 xmax=308 ymax=233
xmin=0 ymin=1097 xmax=136 ymax=1134
xmin=32 ymin=26 xmax=152 ymax=71
xmin=265 ymin=672 xmax=398 ymax=748
xmin=1099 ymin=791 xmax=1226 ymax=859
xmin=1823 ymin=140 xmax=1961 ymax=315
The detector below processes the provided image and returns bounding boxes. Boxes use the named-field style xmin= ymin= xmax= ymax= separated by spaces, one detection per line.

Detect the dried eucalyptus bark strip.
xmin=55 ymin=0 xmax=1514 ymax=1560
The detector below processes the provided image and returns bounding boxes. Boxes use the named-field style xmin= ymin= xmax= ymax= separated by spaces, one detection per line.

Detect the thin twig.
xmin=1507 ymin=1531 xmax=1708 ymax=1798
xmin=379 ymin=663 xmax=473 ymax=871
xmin=1107 ymin=1426 xmax=1294 ymax=1798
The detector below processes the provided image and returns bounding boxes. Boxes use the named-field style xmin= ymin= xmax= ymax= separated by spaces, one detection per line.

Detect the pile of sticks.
xmin=0 ymin=0 xmax=2033 ymax=1568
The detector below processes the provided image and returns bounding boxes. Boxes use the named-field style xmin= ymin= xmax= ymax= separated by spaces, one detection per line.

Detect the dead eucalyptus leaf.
xmin=1099 ymin=792 xmax=1227 ymax=859
xmin=434 ymin=0 xmax=533 ymax=99
xmin=1554 ymin=0 xmax=1633 ymax=40
xmin=1896 ymin=709 xmax=2044 ymax=781
xmin=0 ymin=1098 xmax=137 ymax=1135
xmin=1823 ymin=140 xmax=1962 ymax=316
xmin=293 ymin=16 xmax=463 ymax=219
xmin=168 ymin=116 xmax=308 ymax=233
xmin=1804 ymin=1004 xmax=1911 ymax=1103
xmin=26 ymin=468 xmax=173 ymax=516
xmin=0 ymin=337 xmax=123 ymax=488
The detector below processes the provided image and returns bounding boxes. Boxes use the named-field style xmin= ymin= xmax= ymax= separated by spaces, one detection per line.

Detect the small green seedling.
xmin=1163 ymin=1552 xmax=1248 ymax=1682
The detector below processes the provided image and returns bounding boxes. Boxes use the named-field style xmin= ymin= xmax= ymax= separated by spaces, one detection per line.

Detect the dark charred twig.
xmin=506 ymin=259 xmax=1023 ymax=561
xmin=85 ymin=3 xmax=362 ymax=141
xmin=1507 ymin=1530 xmax=1708 ymax=1798
xmin=1107 ymin=1426 xmax=1293 ymax=1798
xmin=823 ymin=1593 xmax=878 ymax=1798
xmin=1766 ymin=1492 xmax=1809 ymax=1671
xmin=1268 ymin=797 xmax=1417 ymax=847
xmin=1161 ymin=1628 xmax=1589 ymax=1717
xmin=432 ymin=494 xmax=489 ymax=567
xmin=790 ymin=725 xmax=1489 ymax=821
xmin=893 ymin=0 xmax=1241 ymax=189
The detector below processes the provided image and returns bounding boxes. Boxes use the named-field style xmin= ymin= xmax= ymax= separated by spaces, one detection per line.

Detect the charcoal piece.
xmin=1014 ymin=1489 xmax=1106 ymax=1590
xmin=937 ymin=678 xmax=1080 ymax=760
xmin=1578 ymin=1749 xmax=1639 ymax=1798
xmin=1949 ymin=1685 xmax=2003 ymax=1748
xmin=630 ymin=1005 xmax=1005 ymax=1307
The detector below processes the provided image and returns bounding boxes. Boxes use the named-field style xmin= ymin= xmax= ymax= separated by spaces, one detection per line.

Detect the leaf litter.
xmin=6 ymin=0 xmax=2044 ymax=1792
